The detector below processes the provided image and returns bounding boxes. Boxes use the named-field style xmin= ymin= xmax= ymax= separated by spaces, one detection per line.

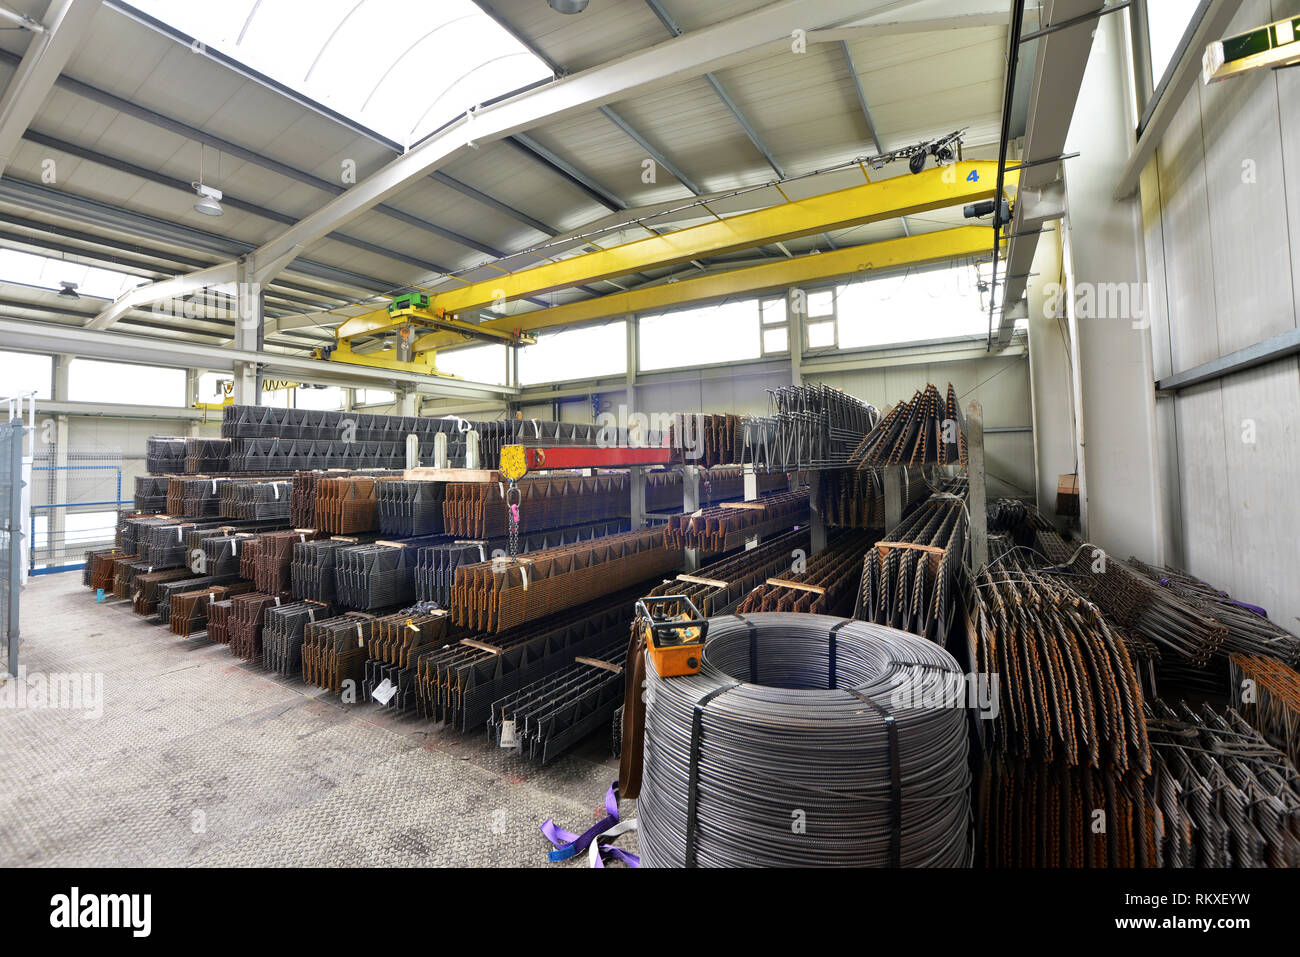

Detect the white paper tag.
xmin=274 ymin=596 xmax=281 ymax=606
xmin=272 ymin=483 xmax=280 ymax=500
xmin=371 ymin=679 xmax=397 ymax=706
xmin=357 ymin=623 xmax=364 ymax=647
xmin=499 ymin=719 xmax=518 ymax=748
xmin=176 ymin=526 xmax=183 ymax=540
xmin=212 ymin=480 xmax=218 ymax=493
xmin=231 ymin=539 xmax=238 ymax=555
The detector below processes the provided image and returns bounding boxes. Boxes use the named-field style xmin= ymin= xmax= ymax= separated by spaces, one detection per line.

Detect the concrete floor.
xmin=0 ymin=573 xmax=630 ymax=867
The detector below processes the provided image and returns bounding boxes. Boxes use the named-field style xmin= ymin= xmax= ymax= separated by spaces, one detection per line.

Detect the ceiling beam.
xmin=506 ymin=134 xmax=627 ymax=211
xmin=21 ymin=129 xmax=454 ymax=275
xmin=0 ymin=316 xmax=518 ymax=398
xmin=417 ymin=225 xmax=993 ymax=350
xmin=0 ymin=177 xmax=396 ymax=296
xmin=0 ymin=45 xmax=525 ymax=258
xmin=642 ymin=0 xmax=787 ymax=179
xmin=0 ymin=0 xmax=101 ymax=177
xmin=0 ymin=213 xmax=346 ymax=309
xmin=100 ymin=0 xmax=889 ymax=321
xmin=337 ymin=161 xmax=1009 ymax=334
xmin=994 ymin=0 xmax=1105 ymax=346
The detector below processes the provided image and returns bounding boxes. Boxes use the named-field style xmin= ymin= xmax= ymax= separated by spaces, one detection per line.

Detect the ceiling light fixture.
xmin=548 ymin=0 xmax=589 ymax=13
xmin=192 ymin=144 xmax=224 ymax=216
xmin=58 ymin=281 xmax=79 ymax=300
xmin=193 ymin=183 xmax=224 ymax=216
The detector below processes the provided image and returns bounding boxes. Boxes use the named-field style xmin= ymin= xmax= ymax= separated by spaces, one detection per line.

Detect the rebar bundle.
xmin=644 ymin=527 xmax=812 ymax=617
xmin=763 ymin=383 xmax=879 ymax=471
xmin=130 ymin=567 xmax=197 ymax=614
xmin=290 ymin=538 xmax=356 ymax=603
xmin=202 ymin=532 xmax=259 ymax=579
xmin=232 ymin=480 xmax=292 ymax=521
xmin=665 ymin=489 xmax=809 ymax=552
xmin=1057 ymin=549 xmax=1228 ymax=668
xmin=169 ymin=582 xmax=251 ymax=637
xmin=849 ymin=382 xmax=967 ymax=468
xmin=133 ymin=475 xmax=170 ymax=513
xmin=1147 ymin=701 xmax=1300 ymax=867
xmin=184 ymin=437 xmax=231 ymax=473
xmin=228 ymin=592 xmax=290 ymax=662
xmin=415 ymin=586 xmax=645 ymax=730
xmin=450 ymin=527 xmax=681 ymax=633
xmin=978 ymin=757 xmax=1155 ymax=867
xmin=636 ymin=613 xmax=971 ymax=867
xmin=488 ymin=636 xmax=626 ymax=763
xmin=207 ymin=598 xmax=234 ymax=644
xmin=302 ymin=614 xmax=376 ymax=694
xmin=822 ymin=467 xmax=928 ymax=529
xmin=252 ymin=530 xmax=319 ymax=594
xmin=971 ymin=548 xmax=1151 ymax=772
xmin=88 ymin=549 xmax=132 ymax=591
xmin=333 ymin=543 xmax=420 ymax=610
xmin=412 ymin=519 xmax=628 ymax=606
xmin=443 ymin=474 xmax=631 ymax=538
xmin=1231 ymin=654 xmax=1300 ymax=769
xmin=262 ymin=600 xmax=335 ymax=677
xmin=737 ymin=530 xmax=875 ymax=617
xmin=145 ymin=435 xmax=186 ymax=474
xmin=667 ymin=413 xmax=741 ymax=467
xmin=316 ymin=475 xmax=399 ymax=534
xmin=152 ymin=572 xmax=241 ymax=625
xmin=1128 ymin=559 xmax=1300 ymax=666
xmin=361 ymin=608 xmax=456 ymax=711
xmin=854 ymin=494 xmax=967 ymax=642
xmin=377 ymin=480 xmax=446 ymax=537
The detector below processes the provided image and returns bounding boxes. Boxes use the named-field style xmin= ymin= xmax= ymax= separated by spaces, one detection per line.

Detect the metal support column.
xmin=629 ymin=465 xmax=646 ymax=530
xmin=682 ymin=464 xmax=701 ymax=571
xmin=4 ymin=421 xmax=23 ymax=676
xmin=233 ymin=256 xmax=264 ymax=406
xmin=967 ymin=400 xmax=988 ymax=571
xmin=883 ymin=467 xmax=902 ymax=533
xmin=808 ymin=470 xmax=826 ymax=555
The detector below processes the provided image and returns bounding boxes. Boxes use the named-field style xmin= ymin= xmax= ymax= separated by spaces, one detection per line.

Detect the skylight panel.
xmin=127 ymin=0 xmax=553 ymax=147
xmin=0 ymin=248 xmax=145 ymax=299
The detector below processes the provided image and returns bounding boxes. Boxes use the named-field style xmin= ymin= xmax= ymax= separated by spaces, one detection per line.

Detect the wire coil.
xmin=637 ymin=613 xmax=971 ymax=867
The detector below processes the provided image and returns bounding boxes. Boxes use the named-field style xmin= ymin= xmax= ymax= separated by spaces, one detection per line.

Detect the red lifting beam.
xmin=523 ymin=446 xmax=672 ymax=471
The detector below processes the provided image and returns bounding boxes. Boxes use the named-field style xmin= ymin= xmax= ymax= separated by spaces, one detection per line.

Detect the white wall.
xmin=1140 ymin=0 xmax=1300 ymax=628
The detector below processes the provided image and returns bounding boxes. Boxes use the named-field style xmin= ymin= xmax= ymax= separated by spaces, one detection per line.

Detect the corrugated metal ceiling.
xmin=0 ymin=0 xmax=1012 ymax=348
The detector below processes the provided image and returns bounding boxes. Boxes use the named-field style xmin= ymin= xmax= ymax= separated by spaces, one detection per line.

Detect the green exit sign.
xmin=1203 ymin=15 xmax=1300 ymax=83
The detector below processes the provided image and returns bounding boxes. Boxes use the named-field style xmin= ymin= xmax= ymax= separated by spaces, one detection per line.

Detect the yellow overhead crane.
xmin=312 ymin=159 xmax=1016 ymax=376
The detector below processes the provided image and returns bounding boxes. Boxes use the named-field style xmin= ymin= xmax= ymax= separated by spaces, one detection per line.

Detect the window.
xmin=762 ymin=327 xmax=789 ymax=354
xmin=197 ymin=371 xmax=230 ymax=404
xmin=0 ymin=248 xmax=145 ymax=300
xmin=1148 ymin=0 xmax=1202 ymax=89
xmin=129 ymin=0 xmax=552 ymax=148
xmin=355 ymin=389 xmax=396 ymax=406
xmin=518 ymin=322 xmax=625 ymax=385
xmin=837 ymin=264 xmax=987 ymax=349
xmin=639 ymin=301 xmax=760 ymax=372
xmin=0 ymin=350 xmax=52 ymax=399
xmin=68 ymin=359 xmax=185 ymax=407
xmin=760 ymin=298 xmax=788 ymax=355
xmin=796 ymin=288 xmax=837 ymax=351
xmin=293 ymin=385 xmax=345 ymax=410
xmin=437 ymin=343 xmax=508 ymax=386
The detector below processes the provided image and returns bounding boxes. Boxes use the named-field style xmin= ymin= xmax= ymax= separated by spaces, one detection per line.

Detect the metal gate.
xmin=1 ymin=421 xmax=24 ymax=676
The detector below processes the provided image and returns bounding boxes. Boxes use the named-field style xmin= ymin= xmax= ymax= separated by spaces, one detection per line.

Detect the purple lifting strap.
xmin=540 ymin=782 xmax=641 ymax=867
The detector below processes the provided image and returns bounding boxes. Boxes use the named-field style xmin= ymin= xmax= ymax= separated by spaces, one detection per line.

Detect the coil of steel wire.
xmin=637 ymin=613 xmax=971 ymax=867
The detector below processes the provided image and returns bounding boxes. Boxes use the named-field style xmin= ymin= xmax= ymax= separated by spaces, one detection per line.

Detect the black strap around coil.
xmin=846 ymin=688 xmax=902 ymax=867
xmin=734 ymin=614 xmax=759 ymax=684
xmin=684 ymin=682 xmax=740 ymax=867
xmin=827 ymin=619 xmax=850 ymax=690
